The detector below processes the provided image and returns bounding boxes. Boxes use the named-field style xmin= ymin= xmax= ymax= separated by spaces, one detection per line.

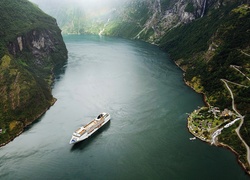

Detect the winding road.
xmin=230 ymin=65 xmax=250 ymax=82
xmin=221 ymin=79 xmax=250 ymax=166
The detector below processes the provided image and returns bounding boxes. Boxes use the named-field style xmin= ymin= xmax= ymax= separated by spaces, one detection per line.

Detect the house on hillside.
xmin=209 ymin=107 xmax=220 ymax=118
xmin=221 ymin=109 xmax=233 ymax=117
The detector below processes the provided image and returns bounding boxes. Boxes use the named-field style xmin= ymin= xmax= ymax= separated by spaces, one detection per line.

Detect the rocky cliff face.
xmin=97 ymin=0 xmax=243 ymax=42
xmin=0 ymin=0 xmax=67 ymax=146
xmin=94 ymin=0 xmax=206 ymax=41
xmin=2 ymin=0 xmax=249 ymax=174
xmin=8 ymin=29 xmax=67 ymax=70
xmin=79 ymin=0 xmax=250 ymax=173
xmin=30 ymin=0 xmax=203 ymax=37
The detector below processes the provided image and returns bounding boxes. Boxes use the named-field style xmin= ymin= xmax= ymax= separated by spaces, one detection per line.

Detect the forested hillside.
xmin=22 ymin=0 xmax=250 ymax=174
xmin=103 ymin=0 xmax=250 ymax=173
xmin=160 ymin=4 xmax=250 ymax=171
xmin=0 ymin=0 xmax=67 ymax=145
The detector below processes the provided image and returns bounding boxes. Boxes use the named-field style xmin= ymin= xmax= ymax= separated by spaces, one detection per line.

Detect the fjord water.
xmin=0 ymin=35 xmax=248 ymax=179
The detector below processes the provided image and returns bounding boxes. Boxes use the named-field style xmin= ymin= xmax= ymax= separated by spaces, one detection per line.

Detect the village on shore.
xmin=188 ymin=106 xmax=250 ymax=174
xmin=188 ymin=106 xmax=238 ymax=144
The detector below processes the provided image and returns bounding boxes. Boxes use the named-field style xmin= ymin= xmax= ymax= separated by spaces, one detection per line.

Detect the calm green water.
xmin=0 ymin=35 xmax=248 ymax=179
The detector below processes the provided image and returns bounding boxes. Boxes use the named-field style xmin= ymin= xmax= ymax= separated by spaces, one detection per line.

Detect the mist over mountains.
xmin=29 ymin=0 xmax=129 ymax=34
xmin=31 ymin=0 xmax=127 ymax=10
xmin=29 ymin=0 xmax=250 ymax=174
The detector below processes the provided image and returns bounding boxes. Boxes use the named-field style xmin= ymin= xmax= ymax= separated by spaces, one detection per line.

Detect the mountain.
xmin=107 ymin=0 xmax=250 ymax=173
xmin=29 ymin=0 xmax=128 ymax=35
xmin=0 ymin=0 xmax=67 ymax=146
xmin=19 ymin=0 xmax=250 ymax=174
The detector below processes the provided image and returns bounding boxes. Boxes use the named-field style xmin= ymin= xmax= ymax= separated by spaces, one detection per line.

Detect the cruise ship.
xmin=69 ymin=112 xmax=110 ymax=144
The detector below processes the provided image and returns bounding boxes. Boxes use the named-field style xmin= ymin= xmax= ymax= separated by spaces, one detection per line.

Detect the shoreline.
xmin=0 ymin=98 xmax=57 ymax=148
xmin=187 ymin=119 xmax=250 ymax=175
xmin=176 ymin=58 xmax=250 ymax=176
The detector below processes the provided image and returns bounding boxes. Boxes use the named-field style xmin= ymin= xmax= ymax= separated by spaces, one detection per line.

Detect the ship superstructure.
xmin=70 ymin=112 xmax=110 ymax=144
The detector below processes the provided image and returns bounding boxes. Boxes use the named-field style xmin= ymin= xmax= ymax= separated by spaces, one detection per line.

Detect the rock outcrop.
xmin=0 ymin=0 xmax=67 ymax=146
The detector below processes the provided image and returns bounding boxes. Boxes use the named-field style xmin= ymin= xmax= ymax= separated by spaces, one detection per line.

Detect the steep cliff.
xmin=14 ymin=0 xmax=250 ymax=174
xmin=72 ymin=0 xmax=250 ymax=172
xmin=102 ymin=0 xmax=202 ymax=40
xmin=29 ymin=0 xmax=127 ymax=35
xmin=0 ymin=0 xmax=67 ymax=145
xmin=159 ymin=1 xmax=250 ymax=157
xmin=103 ymin=0 xmax=242 ymax=41
xmin=108 ymin=0 xmax=250 ymax=172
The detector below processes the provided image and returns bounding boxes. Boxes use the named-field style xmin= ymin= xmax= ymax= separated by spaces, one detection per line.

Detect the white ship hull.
xmin=70 ymin=112 xmax=110 ymax=144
